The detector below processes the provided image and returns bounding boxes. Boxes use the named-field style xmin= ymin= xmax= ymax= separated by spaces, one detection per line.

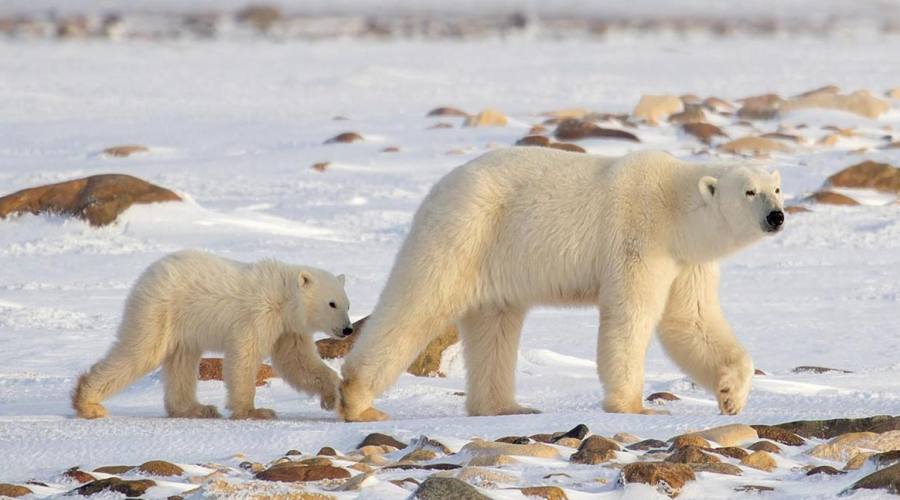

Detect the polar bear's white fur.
xmin=72 ymin=250 xmax=352 ymax=420
xmin=339 ymin=148 xmax=784 ymax=421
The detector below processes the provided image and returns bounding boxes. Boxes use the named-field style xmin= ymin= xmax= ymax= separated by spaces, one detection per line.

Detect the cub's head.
xmin=699 ymin=166 xmax=784 ymax=238
xmin=295 ymin=270 xmax=352 ymax=338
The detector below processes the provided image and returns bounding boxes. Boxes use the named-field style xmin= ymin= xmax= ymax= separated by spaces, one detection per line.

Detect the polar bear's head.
xmin=698 ymin=166 xmax=784 ymax=240
xmin=295 ymin=270 xmax=352 ymax=338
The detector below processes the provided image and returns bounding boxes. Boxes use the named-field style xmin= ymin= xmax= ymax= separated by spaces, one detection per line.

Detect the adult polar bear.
xmin=340 ymin=148 xmax=784 ymax=422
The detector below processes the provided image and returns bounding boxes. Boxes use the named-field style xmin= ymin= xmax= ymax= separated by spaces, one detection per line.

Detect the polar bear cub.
xmin=72 ymin=250 xmax=352 ymax=420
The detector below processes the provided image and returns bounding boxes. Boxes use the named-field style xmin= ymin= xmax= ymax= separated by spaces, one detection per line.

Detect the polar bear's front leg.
xmin=225 ymin=342 xmax=276 ymax=420
xmin=598 ymin=264 xmax=677 ymax=414
xmin=658 ymin=263 xmax=754 ymax=415
xmin=271 ymin=333 xmax=341 ymax=410
xmin=458 ymin=305 xmax=536 ymax=416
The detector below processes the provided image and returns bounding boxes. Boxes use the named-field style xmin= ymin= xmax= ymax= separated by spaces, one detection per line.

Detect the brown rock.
xmin=682 ymin=122 xmax=728 ymax=144
xmin=633 ymin=95 xmax=684 ymax=125
xmin=102 ymin=144 xmax=149 ymax=158
xmin=698 ymin=424 xmax=758 ymax=447
xmin=748 ymin=441 xmax=781 ymax=454
xmin=381 ymin=146 xmax=400 ymax=153
xmin=762 ymin=132 xmax=803 ymax=143
xmin=554 ymin=118 xmax=640 ymax=142
xmin=0 ymin=174 xmax=181 ymax=227
xmin=807 ymin=465 xmax=846 ymax=476
xmin=324 ymin=132 xmax=363 ymax=144
xmin=844 ymin=452 xmax=875 ymax=470
xmin=529 ymin=434 xmax=553 ymax=444
xmin=542 ymin=108 xmax=591 ymax=119
xmin=516 ymin=135 xmax=551 ymax=147
xmin=555 ymin=437 xmax=582 ymax=448
xmin=570 ymin=436 xmax=620 ymax=464
xmin=690 ymin=463 xmax=743 ymax=476
xmin=874 ymin=450 xmax=900 ymax=468
xmin=785 ymin=206 xmax=811 ymax=214
xmin=740 ymin=451 xmax=776 ymax=472
xmin=529 ymin=125 xmax=548 ymax=134
xmin=847 ymin=462 xmax=900 ymax=494
xmin=75 ymin=478 xmax=156 ymax=497
xmin=256 ymin=464 xmax=350 ymax=482
xmin=793 ymin=365 xmax=854 ymax=374
xmin=806 ymin=191 xmax=860 ymax=206
xmin=755 ymin=368 xmax=767 ymax=375
xmin=64 ymin=468 xmax=96 ymax=484
xmin=414 ymin=477 xmax=489 ymax=499
xmin=138 ymin=460 xmax=184 ymax=476
xmin=827 ymin=160 xmax=900 ymax=194
xmin=668 ymin=106 xmax=706 ymax=124
xmin=547 ymin=142 xmax=586 ymax=153
xmin=794 ymin=85 xmax=841 ymax=99
xmin=709 ymin=447 xmax=749 ymax=460
xmin=666 ymin=446 xmax=720 ymax=465
xmin=887 ymin=88 xmax=900 ymax=99
xmin=736 ymin=93 xmax=784 ymax=120
xmin=735 ymin=485 xmax=774 ymax=493
xmin=317 ymin=447 xmax=337 ymax=456
xmin=774 ymin=415 xmax=900 ymax=439
xmin=358 ymin=432 xmax=407 ymax=450
xmin=612 ymin=432 xmax=641 ymax=444
xmin=428 ymin=122 xmax=453 ymax=129
xmin=235 ymin=5 xmax=282 ymax=31
xmin=620 ymin=462 xmax=695 ymax=497
xmin=627 ymin=439 xmax=668 ymax=451
xmin=809 ymin=431 xmax=900 ymax=462
xmin=720 ymin=136 xmax=792 ymax=156
xmin=702 ymin=97 xmax=735 ymax=113
xmin=647 ymin=392 xmax=680 ymax=403
xmin=427 ymin=107 xmax=467 ymax=117
xmin=0 ymin=484 xmax=31 ymax=497
xmin=199 ymin=358 xmax=274 ymax=387
xmin=495 ymin=436 xmax=530 ymax=445
xmin=551 ymin=424 xmax=590 ymax=442
xmin=92 ymin=465 xmax=135 ymax=474
xmin=520 ymin=486 xmax=568 ymax=500
xmin=299 ymin=457 xmax=332 ymax=467
xmin=680 ymin=94 xmax=701 ymax=105
xmin=311 ymin=161 xmax=330 ymax=172
xmin=463 ymin=109 xmax=508 ymax=127
xmin=401 ymin=449 xmax=438 ymax=462
xmin=670 ymin=434 xmax=711 ymax=450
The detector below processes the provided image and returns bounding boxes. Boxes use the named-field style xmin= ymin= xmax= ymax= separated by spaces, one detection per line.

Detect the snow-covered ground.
xmin=1 ymin=32 xmax=899 ymax=498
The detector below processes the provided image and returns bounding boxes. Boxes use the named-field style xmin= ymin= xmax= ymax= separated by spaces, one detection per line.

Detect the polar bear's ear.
xmin=336 ymin=274 xmax=346 ymax=286
xmin=299 ymin=271 xmax=314 ymax=288
xmin=771 ymin=170 xmax=781 ymax=184
xmin=699 ymin=176 xmax=718 ymax=203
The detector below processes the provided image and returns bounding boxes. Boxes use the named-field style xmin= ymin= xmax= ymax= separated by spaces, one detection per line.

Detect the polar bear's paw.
xmin=319 ymin=377 xmax=341 ymax=411
xmin=189 ymin=404 xmax=222 ymax=418
xmin=342 ymin=406 xmax=389 ymax=422
xmin=497 ymin=405 xmax=542 ymax=416
xmin=716 ymin=368 xmax=751 ymax=415
xmin=75 ymin=402 xmax=108 ymax=419
xmin=232 ymin=408 xmax=278 ymax=420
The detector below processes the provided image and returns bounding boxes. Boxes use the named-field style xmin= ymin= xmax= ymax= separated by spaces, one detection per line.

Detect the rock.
xmin=542 ymin=108 xmax=591 ymax=119
xmin=516 ymin=135 xmax=551 ymax=146
xmin=467 ymin=455 xmax=518 ymax=467
xmin=570 ymin=436 xmax=620 ymax=464
xmin=785 ymin=206 xmax=812 ymax=214
xmin=317 ymin=447 xmax=337 ymax=456
xmin=844 ymin=452 xmax=875 ymax=470
xmin=775 ymin=415 xmax=900 ymax=439
xmin=555 ymin=437 xmax=582 ymax=449
xmin=529 ymin=125 xmax=548 ymax=134
xmin=64 ymin=468 xmax=96 ymax=484
xmin=709 ymin=447 xmax=749 ymax=460
xmin=735 ymin=484 xmax=775 ymax=493
xmin=382 ymin=146 xmax=400 ymax=153
xmin=406 ymin=325 xmax=460 ymax=376
xmin=199 ymin=358 xmax=275 ymax=387
xmin=530 ymin=433 xmax=554 ymax=443
xmin=235 ymin=5 xmax=282 ymax=31
xmin=496 ymin=436 xmax=530 ymax=445
xmin=748 ymin=441 xmax=781 ymax=454
xmin=633 ymin=95 xmax=684 ymax=125
xmin=874 ymin=450 xmax=900 ymax=468
xmin=311 ymin=161 xmax=330 ymax=172
xmin=619 ymin=462 xmax=695 ymax=497
xmin=697 ymin=424 xmax=758 ymax=447
xmin=0 ymin=174 xmax=181 ymax=227
xmin=256 ymin=464 xmax=350 ymax=482
xmin=807 ymin=465 xmax=845 ymax=476
xmin=827 ymin=161 xmax=900 ymax=194
xmin=339 ymin=471 xmax=373 ymax=491
xmin=455 ymin=466 xmax=518 ymax=485
xmin=358 ymin=432 xmax=407 ymax=450
xmin=102 ymin=144 xmax=149 ymax=157
xmin=427 ymin=107 xmax=467 ymax=117
xmin=285 ymin=449 xmax=302 ymax=456
xmin=792 ymin=365 xmax=853 ymax=374
xmin=750 ymin=426 xmax=802 ymax=447
xmin=401 ymin=449 xmax=438 ymax=462
xmin=628 ymin=439 xmax=668 ymax=451
xmin=680 ymin=94 xmax=701 ymax=105
xmin=809 ymin=431 xmax=900 ymax=462
xmin=719 ymin=136 xmax=791 ymax=156
xmin=682 ymin=123 xmax=728 ymax=144
xmin=463 ymin=109 xmax=508 ymax=127
xmin=668 ymin=106 xmax=706 ymax=125
xmin=461 ymin=439 xmax=559 ymax=459
xmin=520 ymin=485 xmax=568 ymax=500
xmin=762 ymin=132 xmax=803 ymax=143
xmin=702 ymin=97 xmax=735 ymax=113
xmin=0 ymin=484 xmax=31 ymax=497
xmin=93 ymin=465 xmax=135 ymax=474
xmin=428 ymin=122 xmax=453 ymax=129
xmin=414 ymin=477 xmax=489 ymax=499
xmin=547 ymin=142 xmax=586 ymax=153
xmin=358 ymin=445 xmax=385 ymax=456
xmin=666 ymin=446 xmax=720 ymax=465
xmin=670 ymin=434 xmax=711 ymax=450
xmin=794 ymin=85 xmax=841 ymax=99
xmin=299 ymin=457 xmax=332 ymax=467
xmin=782 ymin=90 xmax=889 ymax=119
xmin=690 ymin=463 xmax=743 ymax=476
xmin=806 ymin=191 xmax=860 ymax=206
xmin=888 ymin=88 xmax=900 ymax=99
xmin=736 ymin=93 xmax=784 ymax=120
xmin=324 ymin=132 xmax=364 ymax=144
xmin=349 ymin=463 xmax=373 ymax=473
xmin=755 ymin=368 xmax=767 ymax=375
xmin=613 ymin=432 xmax=641 ymax=444
xmin=553 ymin=118 xmax=640 ymax=142
xmin=551 ymin=424 xmax=590 ymax=442
xmin=647 ymin=392 xmax=680 ymax=403
xmin=75 ymin=478 xmax=156 ymax=497
xmin=138 ymin=460 xmax=184 ymax=476
xmin=740 ymin=451 xmax=777 ymax=472
xmin=846 ymin=462 xmax=900 ymax=494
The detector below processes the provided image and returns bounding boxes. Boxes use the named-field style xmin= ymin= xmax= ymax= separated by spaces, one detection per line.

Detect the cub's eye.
xmin=775 ymin=188 xmax=781 ymax=194
xmin=329 ymin=302 xmax=336 ymax=309
xmin=745 ymin=190 xmax=756 ymax=197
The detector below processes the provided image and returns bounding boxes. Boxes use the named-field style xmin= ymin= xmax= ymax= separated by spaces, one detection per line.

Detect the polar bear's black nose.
xmin=342 ymin=326 xmax=354 ymax=336
xmin=766 ymin=210 xmax=784 ymax=228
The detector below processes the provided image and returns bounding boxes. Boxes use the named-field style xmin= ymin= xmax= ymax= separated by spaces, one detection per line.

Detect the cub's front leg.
xmin=271 ymin=333 xmax=341 ymax=410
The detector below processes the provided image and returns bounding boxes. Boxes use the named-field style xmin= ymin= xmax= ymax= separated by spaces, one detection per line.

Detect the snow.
xmin=0 ymin=23 xmax=899 ymax=500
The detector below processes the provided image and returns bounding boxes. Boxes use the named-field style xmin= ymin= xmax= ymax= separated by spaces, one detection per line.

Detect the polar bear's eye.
xmin=775 ymin=188 xmax=780 ymax=194
xmin=745 ymin=190 xmax=756 ymax=197
xmin=329 ymin=302 xmax=336 ymax=308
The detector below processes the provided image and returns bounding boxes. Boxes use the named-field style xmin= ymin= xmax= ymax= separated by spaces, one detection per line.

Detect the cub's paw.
xmin=170 ymin=404 xmax=222 ymax=419
xmin=232 ymin=408 xmax=278 ymax=420
xmin=716 ymin=365 xmax=752 ymax=415
xmin=75 ymin=402 xmax=108 ymax=419
xmin=497 ymin=405 xmax=542 ymax=416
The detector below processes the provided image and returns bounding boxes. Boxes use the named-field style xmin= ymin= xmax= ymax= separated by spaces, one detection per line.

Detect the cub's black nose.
xmin=342 ymin=326 xmax=354 ymax=336
xmin=766 ymin=210 xmax=784 ymax=228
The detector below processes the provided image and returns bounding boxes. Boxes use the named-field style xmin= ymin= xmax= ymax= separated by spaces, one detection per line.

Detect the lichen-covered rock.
xmin=740 ymin=451 xmax=777 ymax=472
xmin=670 ymin=434 xmax=711 ymax=450
xmin=462 ymin=439 xmax=559 ymax=459
xmin=709 ymin=447 xmax=749 ymax=460
xmin=414 ymin=477 xmax=489 ymax=499
xmin=570 ymin=436 xmax=620 ymax=464
xmin=519 ymin=485 xmax=568 ymax=500
xmin=846 ymin=462 xmax=900 ymax=494
xmin=666 ymin=446 xmax=720 ymax=465
xmin=0 ymin=484 xmax=31 ymax=497
xmin=775 ymin=415 xmax=900 ymax=439
xmin=0 ymin=174 xmax=181 ymax=226
xmin=750 ymin=425 xmax=806 ymax=446
xmin=619 ymin=462 xmax=695 ymax=498
xmin=690 ymin=463 xmax=743 ymax=476
xmin=74 ymin=478 xmax=156 ymax=497
xmin=137 ymin=460 xmax=184 ymax=476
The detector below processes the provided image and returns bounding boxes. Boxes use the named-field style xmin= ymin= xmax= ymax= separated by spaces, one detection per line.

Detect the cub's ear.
xmin=336 ymin=274 xmax=346 ymax=286
xmin=299 ymin=271 xmax=314 ymax=288
xmin=698 ymin=176 xmax=718 ymax=203
xmin=771 ymin=169 xmax=781 ymax=184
